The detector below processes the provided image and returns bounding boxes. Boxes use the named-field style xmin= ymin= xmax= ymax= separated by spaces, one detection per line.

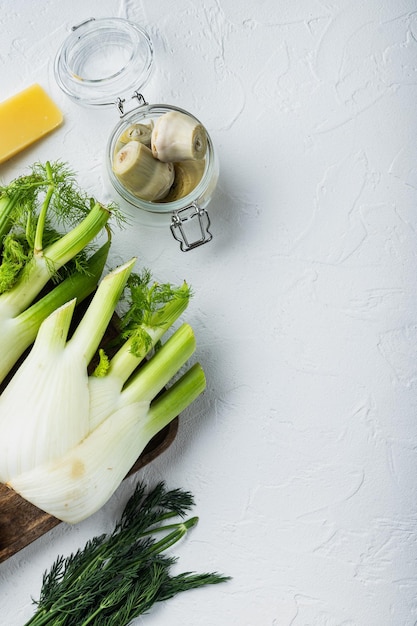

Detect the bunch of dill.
xmin=24 ymin=482 xmax=230 ymax=625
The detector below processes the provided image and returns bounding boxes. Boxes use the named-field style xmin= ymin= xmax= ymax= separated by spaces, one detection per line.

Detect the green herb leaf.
xmin=25 ymin=482 xmax=230 ymax=626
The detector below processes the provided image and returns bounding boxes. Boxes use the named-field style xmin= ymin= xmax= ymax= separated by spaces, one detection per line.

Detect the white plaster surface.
xmin=0 ymin=0 xmax=417 ymax=624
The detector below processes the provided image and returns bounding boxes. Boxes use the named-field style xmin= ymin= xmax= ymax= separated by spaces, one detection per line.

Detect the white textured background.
xmin=1 ymin=1 xmax=417 ymax=624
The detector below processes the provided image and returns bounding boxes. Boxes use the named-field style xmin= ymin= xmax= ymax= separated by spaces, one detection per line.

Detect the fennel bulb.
xmin=0 ymin=260 xmax=205 ymax=523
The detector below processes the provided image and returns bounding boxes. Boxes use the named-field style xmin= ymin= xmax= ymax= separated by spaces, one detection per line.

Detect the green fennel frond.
xmin=0 ymin=233 xmax=30 ymax=292
xmin=30 ymin=161 xmax=92 ymax=226
xmin=121 ymin=270 xmax=192 ymax=328
xmin=117 ymin=270 xmax=193 ymax=357
xmin=0 ymin=161 xmax=113 ymax=294
xmin=92 ymin=349 xmax=110 ymax=377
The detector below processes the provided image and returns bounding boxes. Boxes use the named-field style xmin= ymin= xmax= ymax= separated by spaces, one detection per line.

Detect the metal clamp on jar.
xmin=54 ymin=17 xmax=219 ymax=251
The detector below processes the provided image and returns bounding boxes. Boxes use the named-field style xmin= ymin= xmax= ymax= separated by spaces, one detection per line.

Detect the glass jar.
xmin=54 ymin=17 xmax=218 ymax=251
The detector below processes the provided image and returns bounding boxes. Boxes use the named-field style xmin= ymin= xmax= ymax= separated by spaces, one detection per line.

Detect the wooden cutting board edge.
xmin=0 ymin=417 xmax=178 ymax=563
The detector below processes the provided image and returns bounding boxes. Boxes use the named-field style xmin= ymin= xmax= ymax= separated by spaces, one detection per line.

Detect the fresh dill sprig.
xmin=25 ymin=482 xmax=230 ymax=626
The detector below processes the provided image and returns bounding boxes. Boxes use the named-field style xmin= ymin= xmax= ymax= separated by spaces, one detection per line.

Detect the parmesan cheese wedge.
xmin=0 ymin=84 xmax=63 ymax=164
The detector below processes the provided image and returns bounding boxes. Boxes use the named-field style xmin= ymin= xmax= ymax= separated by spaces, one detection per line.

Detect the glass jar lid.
xmin=54 ymin=17 xmax=154 ymax=107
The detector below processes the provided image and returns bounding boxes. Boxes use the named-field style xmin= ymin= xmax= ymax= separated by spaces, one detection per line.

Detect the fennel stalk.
xmin=0 ymin=161 xmax=118 ymax=384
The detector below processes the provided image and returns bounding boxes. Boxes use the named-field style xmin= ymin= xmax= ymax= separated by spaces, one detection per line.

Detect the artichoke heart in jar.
xmin=107 ymin=104 xmax=219 ymax=230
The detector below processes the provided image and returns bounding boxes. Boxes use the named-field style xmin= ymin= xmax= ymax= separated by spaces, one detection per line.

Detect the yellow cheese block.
xmin=0 ymin=84 xmax=63 ymax=164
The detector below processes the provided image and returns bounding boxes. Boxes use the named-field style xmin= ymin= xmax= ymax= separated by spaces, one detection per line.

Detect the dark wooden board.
xmin=0 ymin=419 xmax=178 ymax=563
